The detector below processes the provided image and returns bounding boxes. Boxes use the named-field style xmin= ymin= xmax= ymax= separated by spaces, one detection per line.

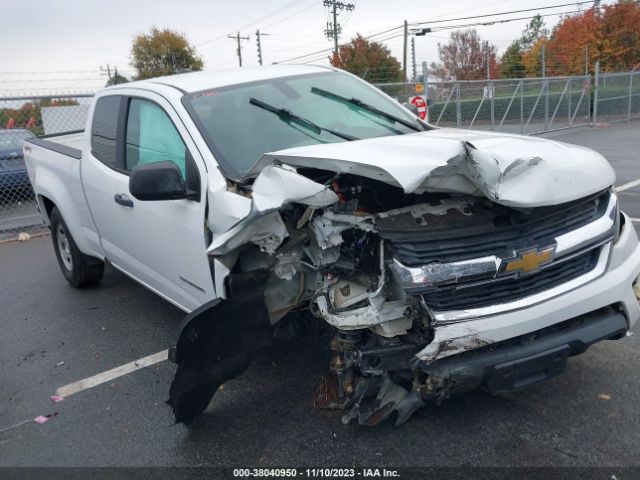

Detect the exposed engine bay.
xmin=168 ymin=140 xmax=619 ymax=427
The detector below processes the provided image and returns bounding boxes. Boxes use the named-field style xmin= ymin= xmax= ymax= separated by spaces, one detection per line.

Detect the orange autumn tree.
xmin=541 ymin=1 xmax=640 ymax=76
xmin=522 ymin=37 xmax=549 ymax=77
xmin=598 ymin=0 xmax=640 ymax=71
xmin=330 ymin=35 xmax=403 ymax=83
xmin=545 ymin=8 xmax=600 ymax=76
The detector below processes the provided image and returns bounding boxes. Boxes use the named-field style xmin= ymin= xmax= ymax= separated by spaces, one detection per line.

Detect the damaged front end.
xmin=169 ymin=135 xmax=618 ymax=426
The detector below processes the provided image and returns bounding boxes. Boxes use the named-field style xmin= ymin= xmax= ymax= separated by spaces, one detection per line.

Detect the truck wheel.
xmin=50 ymin=207 xmax=104 ymax=287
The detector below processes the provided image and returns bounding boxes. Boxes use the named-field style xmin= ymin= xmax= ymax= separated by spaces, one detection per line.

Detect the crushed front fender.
xmin=168 ymin=278 xmax=272 ymax=424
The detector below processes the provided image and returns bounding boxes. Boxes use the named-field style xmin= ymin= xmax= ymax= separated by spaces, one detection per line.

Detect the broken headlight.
xmin=390 ymin=256 xmax=499 ymax=293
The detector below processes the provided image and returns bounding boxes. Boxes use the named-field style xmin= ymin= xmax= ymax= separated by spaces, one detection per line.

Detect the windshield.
xmin=183 ymin=71 xmax=424 ymax=179
xmin=0 ymin=131 xmax=33 ymax=149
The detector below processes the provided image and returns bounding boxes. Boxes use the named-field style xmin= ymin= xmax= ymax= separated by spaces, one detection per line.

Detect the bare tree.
xmin=438 ymin=29 xmax=497 ymax=80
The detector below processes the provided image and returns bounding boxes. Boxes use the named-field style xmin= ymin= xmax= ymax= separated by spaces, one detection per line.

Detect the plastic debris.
xmin=33 ymin=413 xmax=57 ymax=424
xmin=56 ymin=361 xmax=65 ymax=367
xmin=17 ymin=232 xmax=31 ymax=242
xmin=597 ymin=393 xmax=612 ymax=400
xmin=50 ymin=395 xmax=64 ymax=403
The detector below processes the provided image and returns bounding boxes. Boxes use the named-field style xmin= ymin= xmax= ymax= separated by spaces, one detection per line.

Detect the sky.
xmin=1 ymin=0 xmax=602 ymax=93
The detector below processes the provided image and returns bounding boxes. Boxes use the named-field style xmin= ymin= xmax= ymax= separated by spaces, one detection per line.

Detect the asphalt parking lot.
xmin=1 ymin=122 xmax=640 ymax=469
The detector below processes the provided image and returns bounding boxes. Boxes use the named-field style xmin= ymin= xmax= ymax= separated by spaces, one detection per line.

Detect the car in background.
xmin=0 ymin=129 xmax=36 ymax=191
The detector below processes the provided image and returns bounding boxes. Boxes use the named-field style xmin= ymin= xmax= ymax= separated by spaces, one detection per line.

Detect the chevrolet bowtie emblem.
xmin=501 ymin=245 xmax=556 ymax=276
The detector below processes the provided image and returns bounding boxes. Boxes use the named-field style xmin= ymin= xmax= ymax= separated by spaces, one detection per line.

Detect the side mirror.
xmin=129 ymin=161 xmax=195 ymax=201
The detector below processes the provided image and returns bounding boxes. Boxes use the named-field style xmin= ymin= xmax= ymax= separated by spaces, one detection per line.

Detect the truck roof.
xmin=109 ymin=64 xmax=335 ymax=94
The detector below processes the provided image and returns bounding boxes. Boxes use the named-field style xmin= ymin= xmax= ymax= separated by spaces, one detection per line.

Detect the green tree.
xmin=330 ymin=34 xmax=403 ymax=83
xmin=500 ymin=41 xmax=525 ymax=78
xmin=520 ymin=14 xmax=548 ymax=50
xmin=131 ymin=27 xmax=203 ymax=80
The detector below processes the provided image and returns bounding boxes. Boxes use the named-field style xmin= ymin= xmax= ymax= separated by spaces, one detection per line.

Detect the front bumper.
xmin=417 ymin=212 xmax=640 ymax=363
xmin=419 ymin=306 xmax=627 ymax=395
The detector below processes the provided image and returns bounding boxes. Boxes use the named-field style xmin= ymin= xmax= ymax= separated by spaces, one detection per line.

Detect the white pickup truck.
xmin=24 ymin=65 xmax=640 ymax=427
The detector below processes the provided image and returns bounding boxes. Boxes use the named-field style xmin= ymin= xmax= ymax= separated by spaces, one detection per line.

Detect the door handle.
xmin=114 ymin=193 xmax=134 ymax=208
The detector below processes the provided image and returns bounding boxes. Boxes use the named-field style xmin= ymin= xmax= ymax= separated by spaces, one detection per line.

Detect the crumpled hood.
xmin=256 ymin=128 xmax=615 ymax=207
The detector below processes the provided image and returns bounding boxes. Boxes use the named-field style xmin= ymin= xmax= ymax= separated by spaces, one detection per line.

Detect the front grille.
xmin=378 ymin=190 xmax=609 ymax=266
xmin=422 ymin=248 xmax=600 ymax=311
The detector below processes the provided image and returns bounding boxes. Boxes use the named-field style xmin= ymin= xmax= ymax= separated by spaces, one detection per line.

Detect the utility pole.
xmin=486 ymin=51 xmax=491 ymax=79
xmin=256 ymin=30 xmax=269 ymax=66
xmin=332 ymin=3 xmax=339 ymax=58
xmin=542 ymin=44 xmax=549 ymax=130
xmin=229 ymin=33 xmax=250 ymax=67
xmin=323 ymin=0 xmax=355 ymax=60
xmin=100 ymin=64 xmax=112 ymax=81
xmin=411 ymin=36 xmax=417 ymax=81
xmin=403 ymin=20 xmax=409 ymax=82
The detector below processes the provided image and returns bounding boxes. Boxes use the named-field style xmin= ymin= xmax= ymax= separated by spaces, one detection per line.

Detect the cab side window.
xmin=125 ymin=99 xmax=187 ymax=178
xmin=91 ymin=96 xmax=121 ymax=168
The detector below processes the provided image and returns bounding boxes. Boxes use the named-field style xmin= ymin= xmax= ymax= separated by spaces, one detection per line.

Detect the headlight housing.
xmin=610 ymin=189 xmax=622 ymax=243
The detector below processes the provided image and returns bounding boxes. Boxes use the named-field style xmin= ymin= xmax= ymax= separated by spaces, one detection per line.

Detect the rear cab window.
xmin=91 ymin=96 xmax=121 ymax=168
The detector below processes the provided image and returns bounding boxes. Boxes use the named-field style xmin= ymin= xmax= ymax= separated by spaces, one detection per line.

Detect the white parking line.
xmin=55 ymin=349 xmax=168 ymax=398
xmin=616 ymin=178 xmax=640 ymax=192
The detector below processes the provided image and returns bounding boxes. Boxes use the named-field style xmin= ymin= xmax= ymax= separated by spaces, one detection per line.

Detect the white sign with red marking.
xmin=410 ymin=95 xmax=427 ymax=120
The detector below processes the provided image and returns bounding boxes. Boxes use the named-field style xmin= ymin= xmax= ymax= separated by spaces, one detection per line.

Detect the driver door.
xmin=82 ymin=91 xmax=215 ymax=311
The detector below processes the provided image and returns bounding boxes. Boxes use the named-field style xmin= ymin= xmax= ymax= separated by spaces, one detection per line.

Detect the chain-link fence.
xmin=0 ymin=93 xmax=93 ymax=237
xmin=375 ymin=75 xmax=593 ymax=135
xmin=0 ymin=69 xmax=638 ymax=237
xmin=594 ymin=70 xmax=640 ymax=124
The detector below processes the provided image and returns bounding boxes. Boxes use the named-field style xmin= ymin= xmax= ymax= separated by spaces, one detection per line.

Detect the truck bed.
xmin=23 ymin=129 xmax=103 ymax=259
xmin=25 ymin=131 xmax=84 ymax=159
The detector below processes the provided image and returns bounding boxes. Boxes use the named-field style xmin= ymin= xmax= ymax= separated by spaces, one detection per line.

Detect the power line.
xmin=275 ymin=25 xmax=404 ymax=63
xmin=0 ymin=70 xmax=102 ymax=75
xmin=411 ymin=0 xmax=597 ymax=26
xmin=427 ymin=9 xmax=595 ymax=33
xmin=275 ymin=0 xmax=604 ymax=64
xmin=195 ymin=0 xmax=309 ymax=48
xmin=261 ymin=0 xmax=319 ymax=31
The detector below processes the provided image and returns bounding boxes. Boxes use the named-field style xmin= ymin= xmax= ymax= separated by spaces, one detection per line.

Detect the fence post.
xmin=422 ymin=61 xmax=429 ymax=123
xmin=456 ymin=82 xmax=461 ymax=128
xmin=593 ymin=61 xmax=600 ymax=125
xmin=587 ymin=74 xmax=591 ymax=124
xmin=490 ymin=80 xmax=495 ymax=131
xmin=567 ymin=78 xmax=572 ymax=126
xmin=520 ymin=79 xmax=524 ymax=134
xmin=544 ymin=78 xmax=550 ymax=131
xmin=629 ymin=71 xmax=635 ymax=123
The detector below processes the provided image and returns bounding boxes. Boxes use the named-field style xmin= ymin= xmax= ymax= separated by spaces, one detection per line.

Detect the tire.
xmin=50 ymin=206 xmax=104 ymax=287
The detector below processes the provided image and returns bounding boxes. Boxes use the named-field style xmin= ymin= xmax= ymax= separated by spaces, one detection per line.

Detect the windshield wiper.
xmin=310 ymin=86 xmax=423 ymax=132
xmin=249 ymin=97 xmax=358 ymax=141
